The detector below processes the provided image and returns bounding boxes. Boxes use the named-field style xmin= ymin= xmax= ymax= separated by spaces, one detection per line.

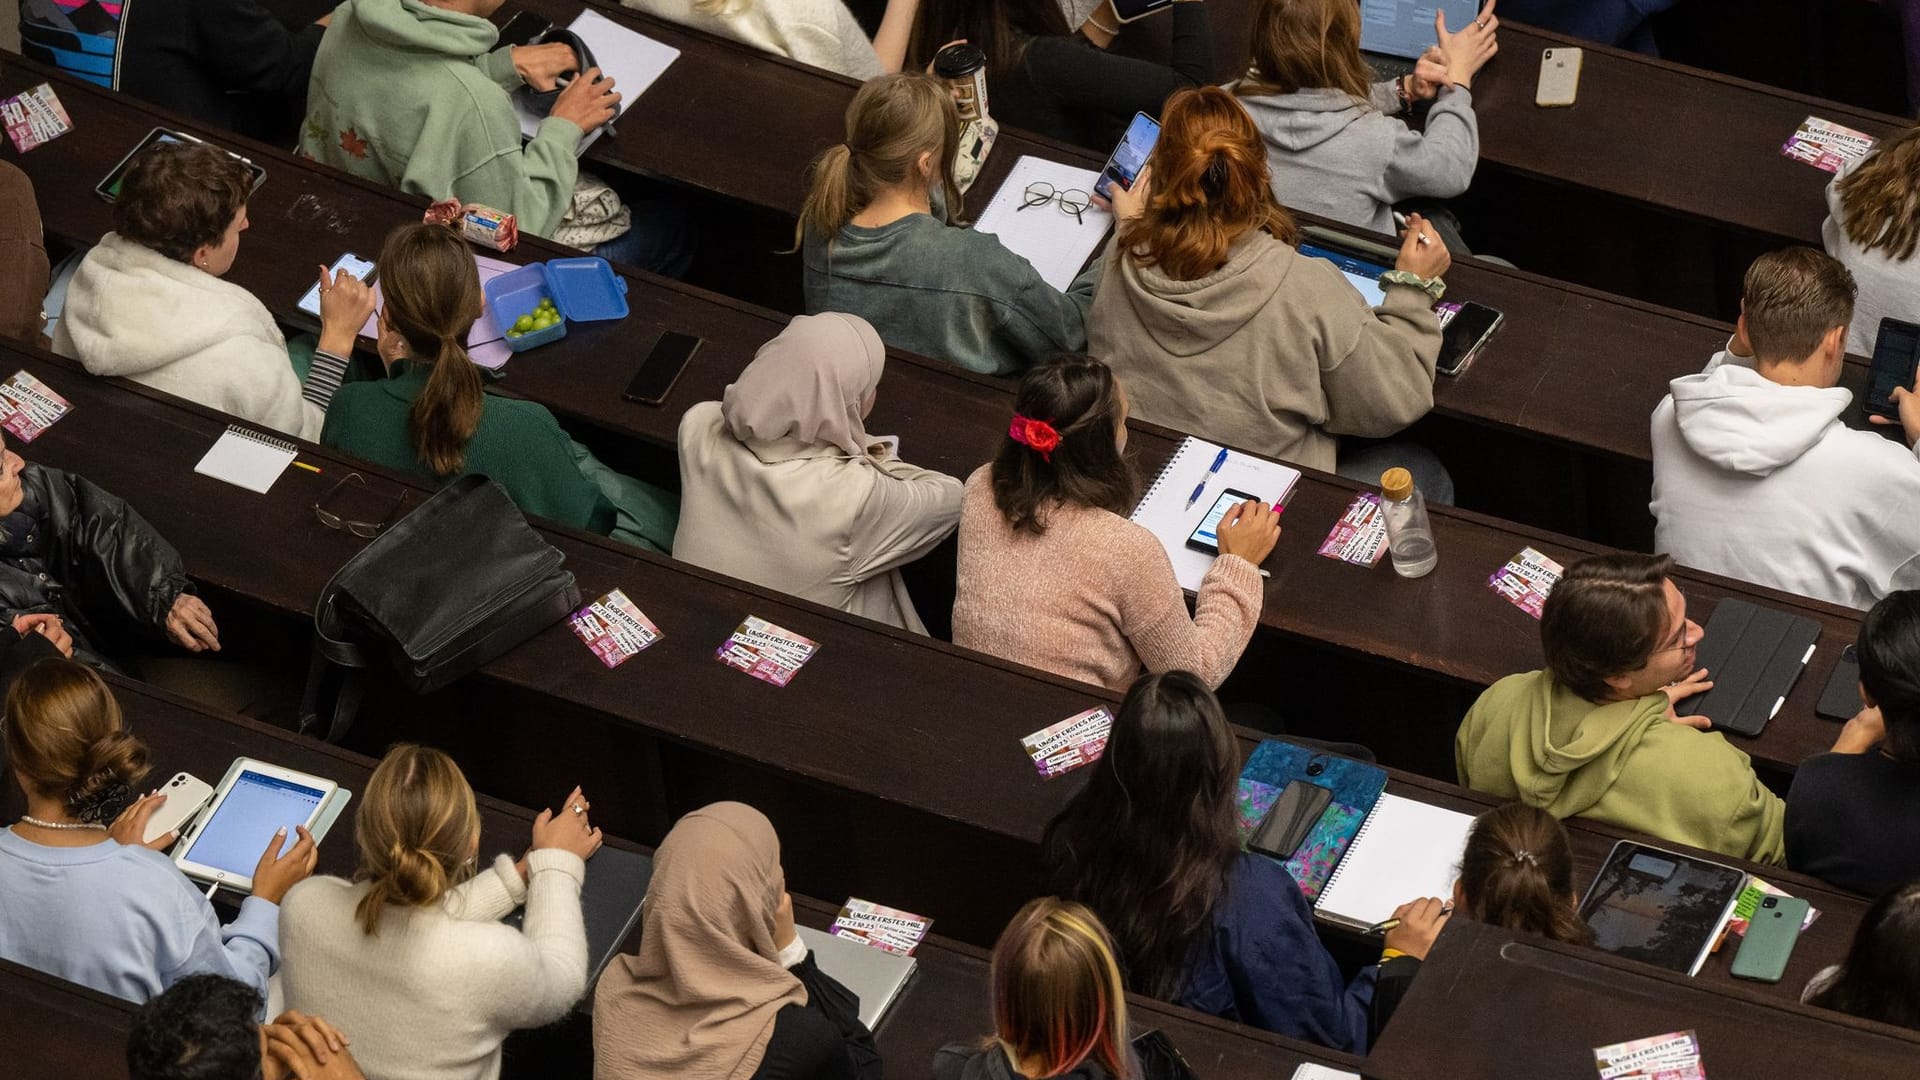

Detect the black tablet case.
xmin=1675 ymin=599 xmax=1820 ymax=737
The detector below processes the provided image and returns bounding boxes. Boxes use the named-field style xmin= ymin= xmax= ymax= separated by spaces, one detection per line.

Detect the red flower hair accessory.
xmin=1009 ymin=415 xmax=1063 ymax=460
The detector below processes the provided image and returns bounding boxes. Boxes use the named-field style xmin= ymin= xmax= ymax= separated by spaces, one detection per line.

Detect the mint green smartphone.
xmin=1730 ymin=896 xmax=1811 ymax=982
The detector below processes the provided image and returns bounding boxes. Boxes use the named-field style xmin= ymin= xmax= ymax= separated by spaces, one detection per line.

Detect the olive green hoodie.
xmin=299 ymin=0 xmax=580 ymax=235
xmin=1456 ymin=670 xmax=1786 ymax=865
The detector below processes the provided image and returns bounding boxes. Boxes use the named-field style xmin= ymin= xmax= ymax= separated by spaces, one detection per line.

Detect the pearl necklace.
xmin=18 ymin=814 xmax=106 ymax=831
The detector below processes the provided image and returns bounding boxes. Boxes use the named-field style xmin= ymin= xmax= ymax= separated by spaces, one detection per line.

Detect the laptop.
xmin=1361 ymin=0 xmax=1482 ymax=80
xmin=797 ymin=925 xmax=917 ymax=1032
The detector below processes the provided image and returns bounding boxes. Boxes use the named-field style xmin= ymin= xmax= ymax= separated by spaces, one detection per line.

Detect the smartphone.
xmin=1866 ymin=317 xmax=1920 ymax=420
xmin=1094 ymin=112 xmax=1160 ymax=202
xmin=1248 ymin=781 xmax=1333 ymax=860
xmin=143 ymin=772 xmax=215 ymax=846
xmin=1131 ymin=1030 xmax=1197 ymax=1080
xmin=1730 ymin=895 xmax=1812 ymax=983
xmin=622 ymin=331 xmax=703 ymax=405
xmin=1815 ymin=643 xmax=1863 ymax=721
xmin=298 ymin=253 xmax=377 ymax=317
xmin=1436 ymin=301 xmax=1504 ymax=377
xmin=1110 ymin=0 xmax=1175 ymax=25
xmin=497 ymin=10 xmax=552 ymax=48
xmin=1185 ymin=488 xmax=1261 ymax=555
xmin=1536 ymin=47 xmax=1583 ymax=108
xmin=96 ymin=127 xmax=267 ymax=203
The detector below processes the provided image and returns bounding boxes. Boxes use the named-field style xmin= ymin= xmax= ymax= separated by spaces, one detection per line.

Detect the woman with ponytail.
xmin=799 ymin=73 xmax=1107 ymax=377
xmin=1787 ymin=590 xmax=1920 ymax=895
xmin=279 ymin=744 xmax=601 ymax=1080
xmin=322 ymin=223 xmax=677 ymax=552
xmin=1088 ymin=86 xmax=1455 ymax=499
xmin=1824 ymin=122 xmax=1920 ymax=356
xmin=952 ymin=355 xmax=1277 ymax=692
xmin=932 ymin=898 xmax=1139 ymax=1080
xmin=0 ymin=658 xmax=314 ymax=1007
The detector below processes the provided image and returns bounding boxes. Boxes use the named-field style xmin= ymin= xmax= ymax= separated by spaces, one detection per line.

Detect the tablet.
xmin=173 ymin=759 xmax=337 ymax=892
xmin=96 ymin=127 xmax=267 ymax=204
xmin=1576 ymin=841 xmax=1746 ymax=976
xmin=1299 ymin=241 xmax=1393 ymax=308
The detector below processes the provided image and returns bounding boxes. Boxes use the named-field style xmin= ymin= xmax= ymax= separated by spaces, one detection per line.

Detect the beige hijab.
xmin=720 ymin=312 xmax=884 ymax=460
xmin=592 ymin=802 xmax=807 ymax=1080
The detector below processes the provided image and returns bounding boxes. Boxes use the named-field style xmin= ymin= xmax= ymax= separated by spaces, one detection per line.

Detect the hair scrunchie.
xmin=1009 ymin=415 xmax=1063 ymax=460
xmin=69 ymin=780 xmax=135 ymax=826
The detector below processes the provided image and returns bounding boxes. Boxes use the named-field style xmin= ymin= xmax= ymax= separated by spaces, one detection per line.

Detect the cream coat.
xmin=673 ymin=401 xmax=963 ymax=633
xmin=53 ymin=233 xmax=322 ymax=439
xmin=619 ymin=0 xmax=883 ymax=79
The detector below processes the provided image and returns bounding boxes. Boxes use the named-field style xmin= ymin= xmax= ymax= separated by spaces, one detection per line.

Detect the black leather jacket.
xmin=0 ymin=464 xmax=193 ymax=666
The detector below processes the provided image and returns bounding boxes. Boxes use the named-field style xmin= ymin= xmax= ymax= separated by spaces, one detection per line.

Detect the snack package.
xmin=424 ymin=198 xmax=519 ymax=252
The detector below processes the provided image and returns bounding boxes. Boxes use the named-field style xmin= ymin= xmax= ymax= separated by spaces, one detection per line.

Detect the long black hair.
xmin=990 ymin=354 xmax=1137 ymax=535
xmin=1042 ymin=671 xmax=1241 ymax=999
xmin=1807 ymin=881 xmax=1920 ymax=1032
xmin=1859 ymin=590 xmax=1920 ymax=762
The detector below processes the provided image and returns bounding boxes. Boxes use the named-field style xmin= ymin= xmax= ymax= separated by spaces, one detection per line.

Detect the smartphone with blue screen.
xmin=1094 ymin=112 xmax=1160 ymax=202
xmin=1186 ymin=488 xmax=1260 ymax=554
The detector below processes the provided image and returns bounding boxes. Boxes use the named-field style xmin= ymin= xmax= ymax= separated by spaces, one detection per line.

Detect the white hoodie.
xmin=1650 ymin=346 xmax=1920 ymax=610
xmin=53 ymin=233 xmax=323 ymax=440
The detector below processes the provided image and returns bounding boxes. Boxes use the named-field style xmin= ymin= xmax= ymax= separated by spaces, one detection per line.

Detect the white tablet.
xmin=173 ymin=759 xmax=337 ymax=893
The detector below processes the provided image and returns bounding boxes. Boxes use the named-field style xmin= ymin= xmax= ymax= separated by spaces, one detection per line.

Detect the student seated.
xmin=127 ymin=975 xmax=365 ymax=1080
xmin=931 ymin=897 xmax=1140 ymax=1080
xmin=1650 ymin=248 xmax=1920 ymax=610
xmin=279 ymin=744 xmax=599 ymax=1080
xmin=1456 ymin=552 xmax=1787 ymax=864
xmin=907 ymin=0 xmax=1212 ymax=149
xmin=952 ymin=356 xmax=1277 ymax=692
xmin=300 ymin=0 xmax=689 ymax=274
xmin=54 ymin=140 xmax=376 ymax=441
xmin=674 ymin=312 xmax=962 ymax=633
xmin=1235 ymin=0 xmax=1497 ymax=243
xmin=1824 ymin=122 xmax=1920 ymax=356
xmin=323 ymin=223 xmax=677 ymax=552
xmin=1369 ymin=802 xmax=1591 ymax=1037
xmin=1087 ymin=86 xmax=1452 ymax=497
xmin=1803 ymin=880 xmax=1920 ymax=1031
xmin=1045 ymin=671 xmax=1416 ymax=1053
xmin=0 ymin=160 xmax=49 ymax=346
xmin=594 ymin=801 xmax=882 ymax=1080
xmin=0 ymin=659 xmax=316 ymax=1006
xmin=799 ymin=73 xmax=1104 ymax=376
xmin=1787 ymin=591 xmax=1920 ymax=895
xmin=623 ymin=0 xmax=915 ymax=79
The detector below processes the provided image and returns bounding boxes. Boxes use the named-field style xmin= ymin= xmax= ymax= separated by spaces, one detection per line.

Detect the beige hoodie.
xmin=1087 ymin=230 xmax=1439 ymax=473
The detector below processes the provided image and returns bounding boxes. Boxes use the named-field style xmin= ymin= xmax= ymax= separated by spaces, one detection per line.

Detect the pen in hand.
xmin=1366 ymin=901 xmax=1453 ymax=936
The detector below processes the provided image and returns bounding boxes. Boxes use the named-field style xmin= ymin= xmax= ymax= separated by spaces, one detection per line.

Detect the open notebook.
xmin=1312 ymin=794 xmax=1477 ymax=932
xmin=970 ymin=155 xmax=1112 ymax=291
xmin=1129 ymin=437 xmax=1302 ymax=592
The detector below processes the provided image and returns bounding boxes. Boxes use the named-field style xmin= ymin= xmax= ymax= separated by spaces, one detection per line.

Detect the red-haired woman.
xmin=1087 ymin=86 xmax=1455 ymax=500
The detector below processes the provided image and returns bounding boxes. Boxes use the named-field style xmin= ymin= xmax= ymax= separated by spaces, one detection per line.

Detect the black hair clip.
xmin=69 ymin=780 xmax=134 ymax=826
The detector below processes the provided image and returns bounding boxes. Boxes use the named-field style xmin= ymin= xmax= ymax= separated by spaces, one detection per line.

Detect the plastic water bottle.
xmin=1380 ymin=467 xmax=1438 ymax=579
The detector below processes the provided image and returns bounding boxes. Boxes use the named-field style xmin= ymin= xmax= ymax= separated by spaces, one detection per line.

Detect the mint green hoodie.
xmin=1456 ymin=670 xmax=1786 ymax=865
xmin=299 ymin=0 xmax=579 ymax=235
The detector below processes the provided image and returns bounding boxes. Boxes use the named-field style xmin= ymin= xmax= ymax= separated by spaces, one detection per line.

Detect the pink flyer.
xmin=569 ymin=589 xmax=661 ymax=668
xmin=716 ymin=615 xmax=819 ymax=687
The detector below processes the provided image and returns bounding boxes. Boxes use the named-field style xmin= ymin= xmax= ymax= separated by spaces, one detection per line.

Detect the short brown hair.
xmin=1539 ymin=553 xmax=1674 ymax=702
xmin=2 ymin=658 xmax=148 ymax=821
xmin=1741 ymin=248 xmax=1856 ymax=363
xmin=991 ymin=354 xmax=1138 ymax=535
xmin=113 ymin=140 xmax=253 ymax=264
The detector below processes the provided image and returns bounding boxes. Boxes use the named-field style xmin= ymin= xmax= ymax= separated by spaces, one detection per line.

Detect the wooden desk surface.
xmin=1364 ymin=919 xmax=1919 ymax=1080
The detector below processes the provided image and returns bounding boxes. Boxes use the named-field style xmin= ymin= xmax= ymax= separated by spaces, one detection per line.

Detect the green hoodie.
xmin=1456 ymin=670 xmax=1786 ymax=865
xmin=299 ymin=0 xmax=579 ymax=235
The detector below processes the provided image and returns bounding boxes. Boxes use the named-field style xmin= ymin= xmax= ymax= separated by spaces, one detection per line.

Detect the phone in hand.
xmin=1436 ymin=301 xmax=1504 ymax=376
xmin=1866 ymin=317 xmax=1920 ymax=420
xmin=298 ymin=253 xmax=376 ymax=318
xmin=1185 ymin=488 xmax=1261 ymax=555
xmin=1094 ymin=112 xmax=1160 ymax=202
xmin=144 ymin=772 xmax=215 ymax=846
xmin=1536 ymin=47 xmax=1583 ymax=108
xmin=622 ymin=331 xmax=703 ymax=405
xmin=1729 ymin=895 xmax=1811 ymax=983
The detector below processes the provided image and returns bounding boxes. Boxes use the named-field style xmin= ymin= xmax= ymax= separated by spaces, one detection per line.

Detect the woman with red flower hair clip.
xmin=953 ymin=354 xmax=1279 ymax=692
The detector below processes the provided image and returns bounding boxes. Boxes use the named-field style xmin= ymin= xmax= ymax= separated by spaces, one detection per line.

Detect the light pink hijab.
xmin=720 ymin=312 xmax=885 ymax=459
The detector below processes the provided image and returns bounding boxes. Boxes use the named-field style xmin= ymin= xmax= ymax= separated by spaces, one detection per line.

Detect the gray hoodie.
xmin=1237 ymin=82 xmax=1479 ymax=236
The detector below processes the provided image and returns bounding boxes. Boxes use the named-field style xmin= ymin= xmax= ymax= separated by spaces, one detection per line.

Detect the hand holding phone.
xmin=299 ymin=253 xmax=376 ymax=318
xmin=1866 ymin=318 xmax=1920 ymax=446
xmin=142 ymin=772 xmax=215 ymax=846
xmin=1094 ymin=112 xmax=1160 ymax=202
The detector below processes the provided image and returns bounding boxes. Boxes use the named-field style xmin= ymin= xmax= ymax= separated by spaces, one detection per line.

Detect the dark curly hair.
xmin=112 ymin=139 xmax=253 ymax=264
xmin=126 ymin=975 xmax=264 ymax=1080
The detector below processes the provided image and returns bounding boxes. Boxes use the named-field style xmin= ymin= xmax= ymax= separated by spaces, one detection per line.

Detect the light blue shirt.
xmin=0 ymin=827 xmax=279 ymax=1009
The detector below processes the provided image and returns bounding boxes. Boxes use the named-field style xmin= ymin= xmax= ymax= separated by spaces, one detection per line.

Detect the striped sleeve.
xmin=301 ymin=349 xmax=351 ymax=410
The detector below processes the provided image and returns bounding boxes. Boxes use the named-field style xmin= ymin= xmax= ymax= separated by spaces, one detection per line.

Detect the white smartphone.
xmin=298 ymin=252 xmax=376 ymax=317
xmin=173 ymin=759 xmax=337 ymax=893
xmin=143 ymin=772 xmax=215 ymax=846
xmin=1536 ymin=47 xmax=1583 ymax=108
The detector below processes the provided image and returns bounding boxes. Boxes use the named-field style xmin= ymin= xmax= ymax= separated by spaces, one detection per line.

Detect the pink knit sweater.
xmin=952 ymin=467 xmax=1265 ymax=692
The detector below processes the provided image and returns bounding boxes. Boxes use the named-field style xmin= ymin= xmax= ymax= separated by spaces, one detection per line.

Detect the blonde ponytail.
xmin=352 ymin=744 xmax=481 ymax=936
xmin=794 ymin=73 xmax=963 ymax=251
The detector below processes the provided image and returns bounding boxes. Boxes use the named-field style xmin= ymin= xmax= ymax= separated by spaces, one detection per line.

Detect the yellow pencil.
xmin=291 ymin=460 xmax=322 ymax=474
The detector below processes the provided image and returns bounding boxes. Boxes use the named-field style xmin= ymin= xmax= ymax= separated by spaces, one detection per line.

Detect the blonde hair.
xmin=795 ymin=73 xmax=963 ymax=250
xmin=2 ymin=658 xmax=148 ymax=822
xmin=990 ymin=898 xmax=1130 ymax=1079
xmin=379 ymin=223 xmax=487 ymax=476
xmin=1240 ymin=0 xmax=1375 ymax=102
xmin=1837 ymin=124 xmax=1920 ymax=263
xmin=352 ymin=744 xmax=482 ymax=936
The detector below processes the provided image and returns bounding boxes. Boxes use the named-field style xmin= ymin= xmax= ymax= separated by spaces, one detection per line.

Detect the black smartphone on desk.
xmin=1436 ymin=301 xmax=1503 ymax=377
xmin=622 ymin=331 xmax=702 ymax=405
xmin=1815 ymin=643 xmax=1862 ymax=721
xmin=1867 ymin=317 xmax=1920 ymax=420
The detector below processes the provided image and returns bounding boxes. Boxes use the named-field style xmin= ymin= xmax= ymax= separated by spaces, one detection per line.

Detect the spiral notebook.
xmin=193 ymin=426 xmax=298 ymax=494
xmin=1129 ymin=437 xmax=1301 ymax=592
xmin=971 ymin=155 xmax=1112 ymax=291
xmin=1313 ymin=794 xmax=1477 ymax=932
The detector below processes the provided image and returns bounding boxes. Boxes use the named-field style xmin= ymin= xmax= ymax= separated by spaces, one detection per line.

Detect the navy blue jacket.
xmin=1173 ymin=853 xmax=1377 ymax=1053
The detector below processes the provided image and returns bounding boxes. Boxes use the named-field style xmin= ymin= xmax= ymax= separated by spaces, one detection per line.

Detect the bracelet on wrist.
xmin=1395 ymin=75 xmax=1413 ymax=111
xmin=1378 ymin=269 xmax=1447 ymax=301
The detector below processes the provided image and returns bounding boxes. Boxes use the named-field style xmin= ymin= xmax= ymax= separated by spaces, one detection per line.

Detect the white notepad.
xmin=1290 ymin=1066 xmax=1362 ymax=1080
xmin=1314 ymin=794 xmax=1477 ymax=932
xmin=193 ymin=426 xmax=297 ymax=494
xmin=513 ymin=9 xmax=681 ymax=152
xmin=1128 ymin=436 xmax=1302 ymax=592
xmin=970 ymin=155 xmax=1112 ymax=291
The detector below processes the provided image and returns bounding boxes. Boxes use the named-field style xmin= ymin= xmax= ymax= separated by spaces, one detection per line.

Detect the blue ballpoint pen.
xmin=1184 ymin=448 xmax=1232 ymax=509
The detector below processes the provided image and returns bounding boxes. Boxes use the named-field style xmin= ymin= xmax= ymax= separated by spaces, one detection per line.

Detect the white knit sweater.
xmin=619 ymin=0 xmax=884 ymax=79
xmin=278 ymin=852 xmax=589 ymax=1080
